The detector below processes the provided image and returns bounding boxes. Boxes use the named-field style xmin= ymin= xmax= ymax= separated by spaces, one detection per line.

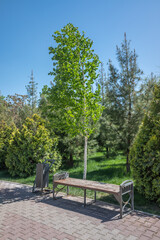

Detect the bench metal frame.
xmin=53 ymin=172 xmax=134 ymax=219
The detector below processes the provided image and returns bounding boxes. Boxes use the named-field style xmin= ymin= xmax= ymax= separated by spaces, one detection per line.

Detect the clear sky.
xmin=0 ymin=0 xmax=160 ymax=97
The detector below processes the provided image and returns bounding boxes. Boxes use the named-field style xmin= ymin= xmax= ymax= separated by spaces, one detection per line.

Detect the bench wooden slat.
xmin=54 ymin=177 xmax=120 ymax=194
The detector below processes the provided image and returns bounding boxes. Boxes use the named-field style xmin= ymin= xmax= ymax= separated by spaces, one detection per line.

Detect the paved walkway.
xmin=0 ymin=181 xmax=160 ymax=240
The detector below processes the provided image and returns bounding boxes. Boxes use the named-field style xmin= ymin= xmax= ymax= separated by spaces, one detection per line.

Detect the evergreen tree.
xmin=139 ymin=73 xmax=159 ymax=111
xmin=26 ymin=70 xmax=38 ymax=115
xmin=130 ymin=84 xmax=160 ymax=202
xmin=106 ymin=33 xmax=143 ymax=171
xmin=97 ymin=62 xmax=106 ymax=105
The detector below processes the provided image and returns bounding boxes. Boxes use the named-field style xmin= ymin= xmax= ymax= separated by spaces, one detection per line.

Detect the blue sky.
xmin=0 ymin=0 xmax=160 ymax=97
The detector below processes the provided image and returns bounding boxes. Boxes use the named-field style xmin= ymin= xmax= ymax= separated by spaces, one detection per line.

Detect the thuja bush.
xmin=130 ymin=85 xmax=160 ymax=203
xmin=5 ymin=114 xmax=61 ymax=177
xmin=0 ymin=121 xmax=15 ymax=169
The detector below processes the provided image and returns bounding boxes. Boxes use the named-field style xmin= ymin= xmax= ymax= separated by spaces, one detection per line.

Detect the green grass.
xmin=0 ymin=151 xmax=160 ymax=216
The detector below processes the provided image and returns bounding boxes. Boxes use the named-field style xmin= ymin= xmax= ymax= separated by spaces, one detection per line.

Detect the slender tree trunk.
xmin=81 ymin=63 xmax=88 ymax=180
xmin=83 ymin=136 xmax=88 ymax=180
xmin=126 ymin=90 xmax=131 ymax=172
xmin=126 ymin=149 xmax=130 ymax=172
xmin=69 ymin=152 xmax=74 ymax=167
xmin=106 ymin=146 xmax=109 ymax=159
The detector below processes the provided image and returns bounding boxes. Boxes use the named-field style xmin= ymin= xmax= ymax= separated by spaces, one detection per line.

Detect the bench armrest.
xmin=120 ymin=180 xmax=134 ymax=195
xmin=120 ymin=180 xmax=133 ymax=187
xmin=53 ymin=172 xmax=69 ymax=181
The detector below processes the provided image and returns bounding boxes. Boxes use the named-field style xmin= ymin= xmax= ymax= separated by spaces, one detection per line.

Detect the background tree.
xmin=26 ymin=70 xmax=38 ymax=115
xmin=96 ymin=62 xmax=106 ymax=105
xmin=0 ymin=95 xmax=12 ymax=124
xmin=6 ymin=94 xmax=29 ymax=128
xmin=105 ymin=33 xmax=143 ymax=171
xmin=46 ymin=23 xmax=103 ymax=179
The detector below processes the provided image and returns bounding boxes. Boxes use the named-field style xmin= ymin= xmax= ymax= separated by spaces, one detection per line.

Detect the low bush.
xmin=0 ymin=121 xmax=15 ymax=169
xmin=5 ymin=114 xmax=61 ymax=177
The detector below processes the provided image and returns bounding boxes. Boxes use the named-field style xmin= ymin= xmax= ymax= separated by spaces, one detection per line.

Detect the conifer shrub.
xmin=0 ymin=121 xmax=15 ymax=169
xmin=130 ymin=85 xmax=160 ymax=203
xmin=5 ymin=114 xmax=61 ymax=177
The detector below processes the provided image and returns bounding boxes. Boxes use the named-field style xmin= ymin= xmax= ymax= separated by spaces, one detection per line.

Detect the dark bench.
xmin=53 ymin=172 xmax=134 ymax=218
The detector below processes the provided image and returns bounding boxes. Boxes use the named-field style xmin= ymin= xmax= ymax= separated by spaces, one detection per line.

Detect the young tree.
xmin=26 ymin=70 xmax=38 ymax=115
xmin=46 ymin=23 xmax=103 ymax=179
xmin=106 ymin=33 xmax=143 ymax=172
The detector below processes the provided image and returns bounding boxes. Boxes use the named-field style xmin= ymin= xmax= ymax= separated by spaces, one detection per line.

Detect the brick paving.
xmin=0 ymin=181 xmax=160 ymax=240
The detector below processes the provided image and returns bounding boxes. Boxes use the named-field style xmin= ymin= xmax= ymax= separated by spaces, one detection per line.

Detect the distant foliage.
xmin=5 ymin=114 xmax=61 ymax=177
xmin=130 ymin=85 xmax=160 ymax=203
xmin=0 ymin=121 xmax=15 ymax=169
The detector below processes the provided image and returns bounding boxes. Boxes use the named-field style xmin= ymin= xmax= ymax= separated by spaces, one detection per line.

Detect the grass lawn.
xmin=0 ymin=151 xmax=160 ymax=216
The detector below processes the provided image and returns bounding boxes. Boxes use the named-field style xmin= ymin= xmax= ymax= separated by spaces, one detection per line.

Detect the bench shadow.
xmin=0 ymin=185 xmax=37 ymax=205
xmin=38 ymin=194 xmax=121 ymax=222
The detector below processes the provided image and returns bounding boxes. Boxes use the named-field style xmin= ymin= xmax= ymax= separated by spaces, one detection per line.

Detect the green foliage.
xmin=5 ymin=114 xmax=61 ymax=177
xmin=47 ymin=23 xmax=103 ymax=137
xmin=130 ymin=84 xmax=160 ymax=203
xmin=0 ymin=121 xmax=15 ymax=169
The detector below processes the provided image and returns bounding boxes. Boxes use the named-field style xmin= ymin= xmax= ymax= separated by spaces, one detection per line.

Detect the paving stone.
xmin=1 ymin=180 xmax=160 ymax=240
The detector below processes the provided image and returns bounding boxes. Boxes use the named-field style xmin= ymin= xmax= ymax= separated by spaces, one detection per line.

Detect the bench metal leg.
xmin=120 ymin=192 xmax=123 ymax=219
xmin=67 ymin=186 xmax=69 ymax=195
xmin=84 ymin=189 xmax=86 ymax=206
xmin=53 ymin=183 xmax=57 ymax=199
xmin=119 ymin=180 xmax=134 ymax=218
xmin=94 ymin=191 xmax=96 ymax=202
xmin=53 ymin=186 xmax=55 ymax=199
xmin=131 ymin=185 xmax=134 ymax=211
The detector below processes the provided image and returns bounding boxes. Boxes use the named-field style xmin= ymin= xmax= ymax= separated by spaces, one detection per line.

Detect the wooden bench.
xmin=53 ymin=172 xmax=134 ymax=218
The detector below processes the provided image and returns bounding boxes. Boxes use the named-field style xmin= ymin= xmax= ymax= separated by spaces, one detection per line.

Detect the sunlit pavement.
xmin=0 ymin=180 xmax=160 ymax=240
